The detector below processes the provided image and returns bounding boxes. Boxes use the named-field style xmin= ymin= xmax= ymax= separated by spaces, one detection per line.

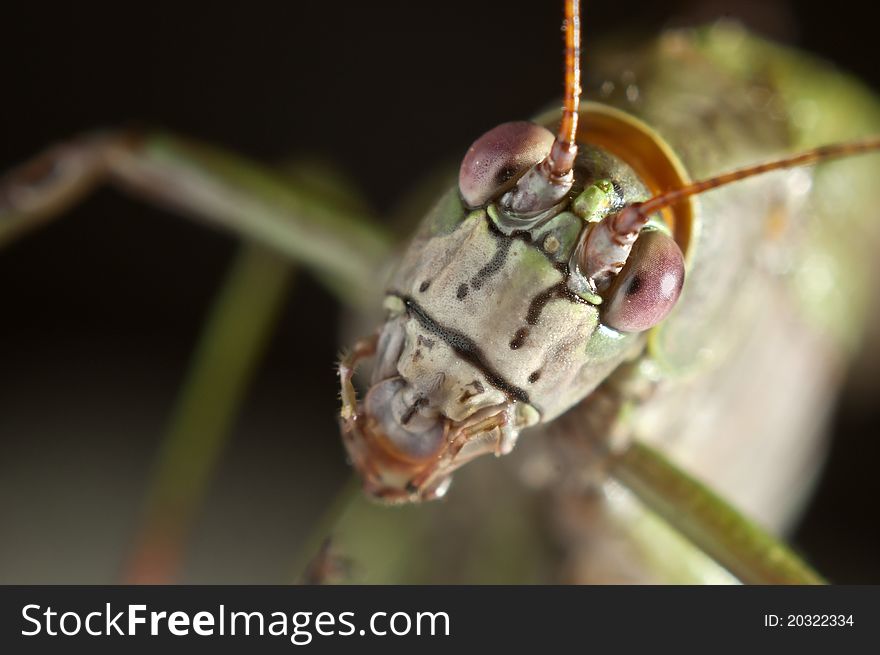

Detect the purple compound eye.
xmin=458 ymin=121 xmax=555 ymax=208
xmin=603 ymin=230 xmax=685 ymax=333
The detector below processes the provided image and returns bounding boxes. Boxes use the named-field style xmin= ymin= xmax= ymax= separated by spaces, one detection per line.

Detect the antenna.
xmin=549 ymin=0 xmax=582 ymax=179
xmin=614 ymin=137 xmax=880 ymax=236
xmin=501 ymin=0 xmax=582 ymax=215
xmin=579 ymin=137 xmax=880 ymax=288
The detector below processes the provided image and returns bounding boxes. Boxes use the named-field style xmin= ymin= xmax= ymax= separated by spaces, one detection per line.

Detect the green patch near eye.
xmin=425 ymin=187 xmax=469 ymax=237
xmin=572 ymin=179 xmax=616 ymax=222
xmin=530 ymin=211 xmax=583 ymax=265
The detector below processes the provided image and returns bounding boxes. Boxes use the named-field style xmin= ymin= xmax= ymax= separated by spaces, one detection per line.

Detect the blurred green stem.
xmin=123 ymin=243 xmax=293 ymax=583
xmin=290 ymin=475 xmax=362 ymax=583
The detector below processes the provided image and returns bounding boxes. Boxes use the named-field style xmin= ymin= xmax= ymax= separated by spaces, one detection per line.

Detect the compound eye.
xmin=603 ymin=230 xmax=685 ymax=332
xmin=458 ymin=121 xmax=555 ymax=208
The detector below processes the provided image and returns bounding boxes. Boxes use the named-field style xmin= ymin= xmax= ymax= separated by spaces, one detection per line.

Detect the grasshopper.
xmin=2 ymin=2 xmax=879 ymax=583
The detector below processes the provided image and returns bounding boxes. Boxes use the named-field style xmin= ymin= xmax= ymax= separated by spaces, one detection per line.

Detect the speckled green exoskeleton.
xmin=2 ymin=3 xmax=880 ymax=584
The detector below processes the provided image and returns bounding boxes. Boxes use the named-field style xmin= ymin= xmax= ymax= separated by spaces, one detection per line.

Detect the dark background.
xmin=1 ymin=0 xmax=878 ymax=582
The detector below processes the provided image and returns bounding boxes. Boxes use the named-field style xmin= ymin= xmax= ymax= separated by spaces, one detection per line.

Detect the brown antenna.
xmin=613 ymin=137 xmax=880 ymax=236
xmin=548 ymin=0 xmax=581 ymax=179
xmin=502 ymin=0 xmax=582 ymax=215
xmin=579 ymin=137 xmax=880 ymax=289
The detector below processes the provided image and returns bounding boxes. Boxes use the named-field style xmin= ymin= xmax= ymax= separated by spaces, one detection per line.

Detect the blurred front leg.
xmin=0 ymin=130 xmax=393 ymax=308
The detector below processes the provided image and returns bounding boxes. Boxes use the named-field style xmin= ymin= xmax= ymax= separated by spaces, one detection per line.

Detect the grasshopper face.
xmin=341 ymin=119 xmax=686 ymax=502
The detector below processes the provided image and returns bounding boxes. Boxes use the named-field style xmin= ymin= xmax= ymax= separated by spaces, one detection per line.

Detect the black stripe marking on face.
xmin=392 ymin=293 xmax=531 ymax=405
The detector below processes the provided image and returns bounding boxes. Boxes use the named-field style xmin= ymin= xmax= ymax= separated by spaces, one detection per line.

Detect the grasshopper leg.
xmin=610 ymin=441 xmax=824 ymax=584
xmin=0 ymin=131 xmax=395 ymax=581
xmin=0 ymin=130 xmax=393 ymax=309
xmin=541 ymin=366 xmax=823 ymax=584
